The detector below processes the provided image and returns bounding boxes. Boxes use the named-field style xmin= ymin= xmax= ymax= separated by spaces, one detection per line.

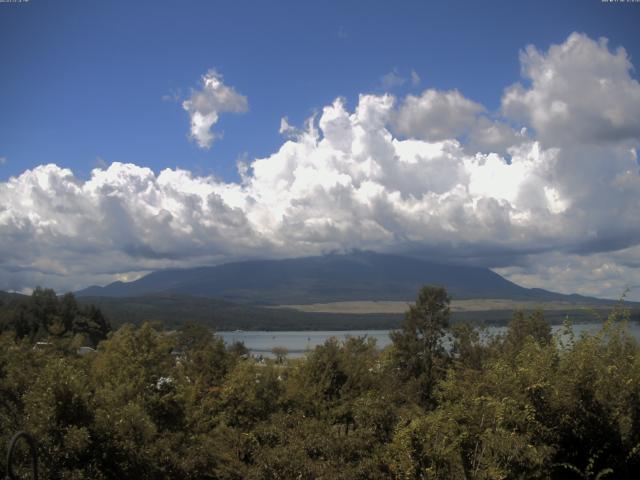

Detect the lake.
xmin=218 ymin=321 xmax=640 ymax=358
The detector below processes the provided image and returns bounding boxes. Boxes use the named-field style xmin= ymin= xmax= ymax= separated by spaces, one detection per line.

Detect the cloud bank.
xmin=1 ymin=33 xmax=639 ymax=299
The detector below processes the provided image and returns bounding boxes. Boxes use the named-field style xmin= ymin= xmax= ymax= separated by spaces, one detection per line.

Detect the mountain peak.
xmin=75 ymin=251 xmax=584 ymax=304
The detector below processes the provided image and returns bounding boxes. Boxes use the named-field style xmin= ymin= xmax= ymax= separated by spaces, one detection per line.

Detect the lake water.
xmin=218 ymin=322 xmax=640 ymax=358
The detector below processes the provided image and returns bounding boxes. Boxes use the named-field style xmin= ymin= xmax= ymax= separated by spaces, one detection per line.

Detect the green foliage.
xmin=219 ymin=360 xmax=283 ymax=430
xmin=0 ymin=288 xmax=111 ymax=346
xmin=390 ymin=285 xmax=451 ymax=406
xmin=0 ymin=286 xmax=639 ymax=479
xmin=503 ymin=309 xmax=552 ymax=355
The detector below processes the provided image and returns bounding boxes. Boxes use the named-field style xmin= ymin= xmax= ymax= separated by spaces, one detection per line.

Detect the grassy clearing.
xmin=275 ymin=298 xmax=614 ymax=314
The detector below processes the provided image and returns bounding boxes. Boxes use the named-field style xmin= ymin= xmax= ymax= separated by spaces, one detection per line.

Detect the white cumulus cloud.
xmin=502 ymin=32 xmax=640 ymax=147
xmin=182 ymin=70 xmax=248 ymax=149
xmin=381 ymin=69 xmax=406 ymax=89
xmin=411 ymin=70 xmax=421 ymax=86
xmin=1 ymin=33 xmax=639 ymax=299
xmin=394 ymin=89 xmax=486 ymax=141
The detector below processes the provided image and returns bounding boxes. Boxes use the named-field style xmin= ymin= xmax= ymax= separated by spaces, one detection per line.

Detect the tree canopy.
xmin=0 ymin=286 xmax=639 ymax=479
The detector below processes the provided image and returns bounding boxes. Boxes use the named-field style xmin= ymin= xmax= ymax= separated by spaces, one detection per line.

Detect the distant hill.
xmin=75 ymin=293 xmax=636 ymax=331
xmin=3 ymin=251 xmax=637 ymax=330
xmin=77 ymin=251 xmax=604 ymax=305
xmin=75 ymin=294 xmax=407 ymax=330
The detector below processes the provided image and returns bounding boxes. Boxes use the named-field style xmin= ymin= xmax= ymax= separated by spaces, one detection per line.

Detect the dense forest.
xmin=0 ymin=286 xmax=639 ymax=479
xmin=77 ymin=293 xmax=627 ymax=331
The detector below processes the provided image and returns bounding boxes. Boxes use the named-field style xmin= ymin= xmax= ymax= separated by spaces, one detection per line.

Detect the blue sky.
xmin=1 ymin=0 xmax=638 ymax=181
xmin=1 ymin=0 xmax=640 ymax=300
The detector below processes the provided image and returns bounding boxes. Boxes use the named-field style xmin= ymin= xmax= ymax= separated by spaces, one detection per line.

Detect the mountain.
xmin=77 ymin=251 xmax=598 ymax=304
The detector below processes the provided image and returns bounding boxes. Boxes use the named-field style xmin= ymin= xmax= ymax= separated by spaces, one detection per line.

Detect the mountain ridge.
xmin=76 ymin=251 xmax=606 ymax=305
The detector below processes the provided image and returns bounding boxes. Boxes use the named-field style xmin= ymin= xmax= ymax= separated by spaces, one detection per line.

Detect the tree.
xmin=219 ymin=361 xmax=283 ymax=429
xmin=503 ymin=309 xmax=552 ymax=356
xmin=75 ymin=304 xmax=111 ymax=346
xmin=30 ymin=287 xmax=61 ymax=335
xmin=2 ymin=289 xmax=110 ymax=345
xmin=174 ymin=322 xmax=231 ymax=401
xmin=390 ymin=285 xmax=450 ymax=406
xmin=292 ymin=337 xmax=348 ymax=414
xmin=450 ymin=322 xmax=487 ymax=370
xmin=271 ymin=346 xmax=288 ymax=364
